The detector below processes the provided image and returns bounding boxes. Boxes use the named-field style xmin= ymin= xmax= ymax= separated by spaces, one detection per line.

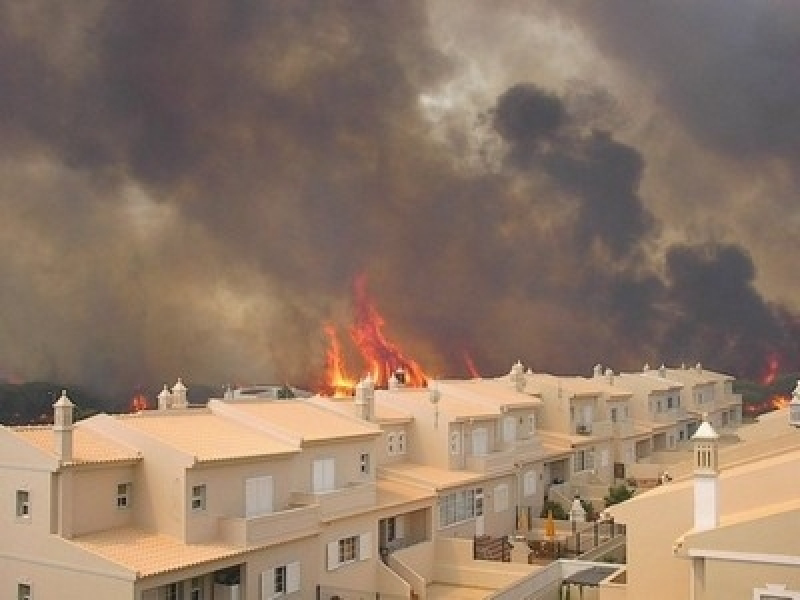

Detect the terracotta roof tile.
xmin=12 ymin=425 xmax=140 ymax=465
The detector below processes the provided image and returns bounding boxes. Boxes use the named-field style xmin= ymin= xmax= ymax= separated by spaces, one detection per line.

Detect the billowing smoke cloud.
xmin=0 ymin=1 xmax=797 ymax=402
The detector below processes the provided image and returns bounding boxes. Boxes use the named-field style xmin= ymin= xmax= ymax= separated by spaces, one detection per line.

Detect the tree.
xmin=604 ymin=484 xmax=635 ymax=507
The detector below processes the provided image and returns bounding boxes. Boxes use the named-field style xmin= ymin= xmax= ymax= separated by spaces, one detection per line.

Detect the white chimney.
xmin=354 ymin=374 xmax=375 ymax=421
xmin=790 ymin=381 xmax=800 ymax=428
xmin=53 ymin=390 xmax=75 ymax=462
xmin=593 ymin=364 xmax=603 ymax=378
xmin=691 ymin=418 xmax=720 ymax=531
xmin=510 ymin=361 xmax=526 ymax=392
xmin=171 ymin=378 xmax=188 ymax=409
xmin=658 ymin=364 xmax=667 ymax=378
xmin=605 ymin=368 xmax=614 ymax=385
xmin=158 ymin=385 xmax=172 ymax=410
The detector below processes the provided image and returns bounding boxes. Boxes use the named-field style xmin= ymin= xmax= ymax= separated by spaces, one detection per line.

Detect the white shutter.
xmin=472 ymin=428 xmax=488 ymax=456
xmin=246 ymin=476 xmax=274 ymax=517
xmin=601 ymin=449 xmax=609 ymax=468
xmin=359 ymin=532 xmax=372 ymax=561
xmin=582 ymin=404 xmax=593 ymax=425
xmin=494 ymin=484 xmax=509 ymax=512
xmin=327 ymin=541 xmax=339 ymax=571
xmin=523 ymin=471 xmax=536 ymax=496
xmin=260 ymin=568 xmax=274 ymax=600
xmin=503 ymin=416 xmax=516 ymax=442
xmin=286 ymin=562 xmax=300 ymax=593
xmin=313 ymin=459 xmax=335 ymax=493
xmin=395 ymin=516 xmax=404 ymax=540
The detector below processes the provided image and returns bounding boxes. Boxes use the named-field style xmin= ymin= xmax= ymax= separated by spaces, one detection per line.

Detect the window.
xmin=753 ymin=584 xmax=800 ymax=600
xmin=611 ymin=407 xmax=618 ymax=423
xmin=190 ymin=577 xmax=203 ymax=600
xmin=191 ymin=485 xmax=206 ymax=511
xmin=527 ymin=414 xmax=536 ymax=435
xmin=16 ymin=490 xmax=30 ymax=519
xmin=245 ymin=476 xmax=274 ymax=517
xmin=165 ymin=583 xmax=180 ymax=600
xmin=360 ymin=453 xmax=370 ymax=475
xmin=387 ymin=432 xmax=396 ymax=455
xmin=386 ymin=516 xmax=404 ymax=542
xmin=116 ymin=483 xmax=131 ymax=509
xmin=312 ymin=458 xmax=335 ymax=493
xmin=327 ymin=533 xmax=371 ymax=570
xmin=396 ymin=431 xmax=406 ymax=454
xmin=18 ymin=583 xmax=31 ymax=600
xmin=262 ymin=562 xmax=300 ymax=598
xmin=438 ymin=487 xmax=483 ymax=528
xmin=449 ymin=431 xmax=461 ymax=455
xmin=503 ymin=416 xmax=516 ymax=442
xmin=574 ymin=449 xmax=594 ymax=473
xmin=471 ymin=427 xmax=488 ymax=456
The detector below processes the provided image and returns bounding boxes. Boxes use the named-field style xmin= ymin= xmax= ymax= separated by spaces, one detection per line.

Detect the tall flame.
xmin=464 ymin=350 xmax=481 ymax=379
xmin=319 ymin=275 xmax=429 ymax=395
xmin=761 ymin=352 xmax=781 ymax=385
xmin=130 ymin=393 xmax=148 ymax=412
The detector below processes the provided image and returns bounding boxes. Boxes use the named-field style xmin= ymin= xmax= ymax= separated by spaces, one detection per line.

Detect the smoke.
xmin=0 ymin=0 xmax=797 ymax=401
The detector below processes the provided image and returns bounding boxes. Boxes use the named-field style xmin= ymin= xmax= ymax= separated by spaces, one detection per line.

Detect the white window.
xmin=16 ymin=490 xmax=30 ymax=519
xmin=18 ymin=583 xmax=31 ymax=600
xmin=438 ymin=487 xmax=483 ymax=528
xmin=523 ymin=471 xmax=536 ymax=497
xmin=753 ymin=583 xmax=800 ymax=599
xmin=574 ymin=449 xmax=594 ymax=473
xmin=503 ymin=416 xmax=516 ymax=442
xmin=313 ymin=458 xmax=335 ymax=493
xmin=493 ymin=484 xmax=509 ymax=512
xmin=449 ymin=431 xmax=461 ymax=455
xmin=245 ymin=476 xmax=274 ymax=517
xmin=471 ymin=427 xmax=488 ymax=456
xmin=397 ymin=431 xmax=406 ymax=454
xmin=190 ymin=577 xmax=203 ymax=600
xmin=387 ymin=432 xmax=396 ymax=455
xmin=360 ymin=453 xmax=370 ymax=474
xmin=327 ymin=533 xmax=371 ymax=570
xmin=262 ymin=562 xmax=300 ymax=598
xmin=527 ymin=414 xmax=536 ymax=435
xmin=116 ymin=483 xmax=132 ymax=509
xmin=191 ymin=484 xmax=206 ymax=511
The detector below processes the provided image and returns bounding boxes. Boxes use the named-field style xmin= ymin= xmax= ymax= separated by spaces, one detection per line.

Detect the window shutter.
xmin=261 ymin=568 xmax=275 ymax=600
xmin=359 ymin=532 xmax=372 ymax=561
xmin=395 ymin=517 xmax=404 ymax=540
xmin=524 ymin=471 xmax=536 ymax=496
xmin=287 ymin=562 xmax=300 ymax=593
xmin=327 ymin=541 xmax=339 ymax=571
xmin=314 ymin=459 xmax=335 ymax=493
xmin=503 ymin=416 xmax=515 ymax=442
xmin=601 ymin=449 xmax=609 ymax=468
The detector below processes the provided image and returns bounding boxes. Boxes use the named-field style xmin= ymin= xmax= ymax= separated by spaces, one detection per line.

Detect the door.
xmin=472 ymin=428 xmax=488 ymax=456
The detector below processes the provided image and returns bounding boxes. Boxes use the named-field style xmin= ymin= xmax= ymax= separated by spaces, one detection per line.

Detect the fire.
xmin=320 ymin=275 xmax=429 ymax=395
xmin=130 ymin=393 xmax=148 ymax=412
xmin=770 ymin=394 xmax=791 ymax=410
xmin=464 ymin=351 xmax=481 ymax=378
xmin=761 ymin=352 xmax=781 ymax=385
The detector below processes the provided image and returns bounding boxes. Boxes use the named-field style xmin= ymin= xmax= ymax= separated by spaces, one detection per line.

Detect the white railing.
xmin=290 ymin=481 xmax=376 ymax=518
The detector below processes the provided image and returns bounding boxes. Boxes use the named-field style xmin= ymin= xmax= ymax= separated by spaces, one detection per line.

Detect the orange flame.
xmin=130 ymin=393 xmax=148 ymax=412
xmin=320 ymin=275 xmax=429 ymax=395
xmin=770 ymin=394 xmax=791 ymax=410
xmin=761 ymin=352 xmax=781 ymax=385
xmin=464 ymin=351 xmax=481 ymax=378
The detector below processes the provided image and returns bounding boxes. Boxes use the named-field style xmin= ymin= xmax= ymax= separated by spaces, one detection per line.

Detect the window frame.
xmin=338 ymin=535 xmax=359 ymax=565
xmin=116 ymin=482 xmax=132 ymax=510
xmin=191 ymin=484 xmax=207 ymax=512
xmin=18 ymin=583 xmax=32 ymax=600
xmin=16 ymin=490 xmax=30 ymax=520
xmin=360 ymin=452 xmax=370 ymax=475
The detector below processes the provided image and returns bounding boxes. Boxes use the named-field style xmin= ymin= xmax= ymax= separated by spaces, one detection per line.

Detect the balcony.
xmin=465 ymin=437 xmax=546 ymax=472
xmin=219 ymin=503 xmax=321 ymax=547
xmin=574 ymin=421 xmax=612 ymax=438
xmin=290 ymin=481 xmax=377 ymax=519
xmin=653 ymin=406 xmax=687 ymax=423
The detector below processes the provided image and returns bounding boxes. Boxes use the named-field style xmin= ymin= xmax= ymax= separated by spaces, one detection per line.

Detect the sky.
xmin=0 ymin=1 xmax=798 ymax=398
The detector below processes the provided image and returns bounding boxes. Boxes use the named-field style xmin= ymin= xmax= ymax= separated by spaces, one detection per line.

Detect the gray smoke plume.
xmin=0 ymin=1 xmax=797 ymax=402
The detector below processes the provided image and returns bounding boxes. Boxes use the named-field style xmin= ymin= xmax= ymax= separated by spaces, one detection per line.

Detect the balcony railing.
xmin=574 ymin=420 xmax=612 ymax=438
xmin=219 ymin=503 xmax=321 ymax=547
xmin=290 ymin=481 xmax=377 ymax=519
xmin=466 ymin=439 xmax=546 ymax=472
xmin=653 ymin=406 xmax=687 ymax=423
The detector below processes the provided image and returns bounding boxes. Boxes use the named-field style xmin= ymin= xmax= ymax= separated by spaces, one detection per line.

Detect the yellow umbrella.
xmin=545 ymin=509 xmax=556 ymax=540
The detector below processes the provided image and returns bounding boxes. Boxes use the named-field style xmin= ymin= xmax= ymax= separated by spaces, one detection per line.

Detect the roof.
xmin=70 ymin=527 xmax=244 ymax=578
xmin=691 ymin=421 xmax=719 ymax=440
xmin=220 ymin=399 xmax=382 ymax=443
xmin=114 ymin=411 xmax=298 ymax=463
xmin=526 ymin=373 xmax=604 ymax=398
xmin=12 ymin=424 xmax=141 ymax=465
xmin=379 ymin=462 xmax=493 ymax=491
xmin=436 ymin=378 xmax=542 ymax=409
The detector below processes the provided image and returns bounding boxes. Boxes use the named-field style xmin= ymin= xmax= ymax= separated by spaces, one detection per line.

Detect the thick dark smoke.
xmin=0 ymin=1 xmax=797 ymax=402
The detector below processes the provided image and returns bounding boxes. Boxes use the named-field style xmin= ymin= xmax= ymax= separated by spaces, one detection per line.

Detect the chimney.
xmin=695 ymin=362 xmax=703 ymax=374
xmin=171 ymin=378 xmax=188 ymax=409
xmin=53 ymin=390 xmax=75 ymax=462
xmin=790 ymin=381 xmax=800 ymax=428
xmin=354 ymin=374 xmax=375 ymax=421
xmin=593 ymin=364 xmax=603 ymax=378
xmin=510 ymin=361 xmax=526 ymax=392
xmin=642 ymin=363 xmax=650 ymax=373
xmin=691 ymin=417 xmax=720 ymax=531
xmin=158 ymin=385 xmax=172 ymax=410
xmin=604 ymin=368 xmax=614 ymax=385
xmin=388 ymin=372 xmax=400 ymax=391
xmin=658 ymin=364 xmax=667 ymax=378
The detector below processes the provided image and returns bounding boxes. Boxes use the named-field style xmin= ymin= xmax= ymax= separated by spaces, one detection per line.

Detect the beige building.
xmin=0 ymin=363 xmax=748 ymax=599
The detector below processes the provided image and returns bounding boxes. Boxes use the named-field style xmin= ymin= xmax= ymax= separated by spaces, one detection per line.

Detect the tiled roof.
xmin=115 ymin=411 xmax=298 ymax=462
xmin=223 ymin=399 xmax=382 ymax=443
xmin=70 ymin=527 xmax=243 ymax=578
xmin=437 ymin=379 xmax=542 ymax=409
xmin=12 ymin=424 xmax=140 ymax=465
xmin=379 ymin=462 xmax=491 ymax=491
